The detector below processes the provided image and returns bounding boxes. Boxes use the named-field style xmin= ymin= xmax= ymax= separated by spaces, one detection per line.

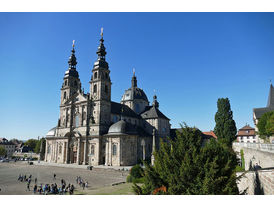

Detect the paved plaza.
xmin=0 ymin=161 xmax=128 ymax=195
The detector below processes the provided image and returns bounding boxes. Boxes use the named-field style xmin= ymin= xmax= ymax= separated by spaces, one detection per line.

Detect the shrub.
xmin=130 ymin=164 xmax=144 ymax=179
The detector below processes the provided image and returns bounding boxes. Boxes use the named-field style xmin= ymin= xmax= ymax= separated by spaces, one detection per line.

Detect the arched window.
xmin=105 ymin=85 xmax=108 ymax=93
xmin=75 ymin=115 xmax=80 ymax=127
xmin=59 ymin=144 xmax=62 ymax=154
xmin=136 ymin=104 xmax=140 ymax=113
xmin=64 ymin=91 xmax=67 ymax=100
xmin=94 ymin=72 xmax=98 ymax=79
xmin=90 ymin=145 xmax=95 ymax=156
xmin=93 ymin=84 xmax=97 ymax=93
xmin=64 ymin=80 xmax=67 ymax=86
xmin=112 ymin=144 xmax=117 ymax=156
xmin=47 ymin=145 xmax=51 ymax=154
xmin=105 ymin=73 xmax=108 ymax=79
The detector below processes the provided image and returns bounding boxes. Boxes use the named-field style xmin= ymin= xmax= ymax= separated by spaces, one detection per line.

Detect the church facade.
xmin=45 ymin=31 xmax=171 ymax=166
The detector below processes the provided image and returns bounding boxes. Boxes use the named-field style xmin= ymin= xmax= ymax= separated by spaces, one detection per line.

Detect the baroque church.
xmin=45 ymin=30 xmax=171 ymax=166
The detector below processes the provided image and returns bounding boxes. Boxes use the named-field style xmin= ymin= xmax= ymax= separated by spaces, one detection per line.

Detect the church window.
xmin=75 ymin=115 xmax=80 ymax=127
xmin=64 ymin=80 xmax=67 ymax=86
xmin=136 ymin=104 xmax=140 ymax=113
xmin=94 ymin=72 xmax=97 ymax=79
xmin=47 ymin=145 xmax=51 ymax=154
xmin=112 ymin=144 xmax=117 ymax=156
xmin=59 ymin=144 xmax=62 ymax=154
xmin=105 ymin=85 xmax=108 ymax=93
xmin=74 ymin=80 xmax=77 ymax=87
xmin=94 ymin=84 xmax=97 ymax=93
xmin=90 ymin=144 xmax=95 ymax=156
xmin=64 ymin=91 xmax=67 ymax=100
xmin=105 ymin=73 xmax=108 ymax=79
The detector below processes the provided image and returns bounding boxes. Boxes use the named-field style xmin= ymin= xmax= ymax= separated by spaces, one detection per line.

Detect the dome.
xmin=121 ymin=87 xmax=148 ymax=102
xmin=46 ymin=127 xmax=56 ymax=137
xmin=108 ymin=120 xmax=138 ymax=135
xmin=108 ymin=120 xmax=126 ymax=134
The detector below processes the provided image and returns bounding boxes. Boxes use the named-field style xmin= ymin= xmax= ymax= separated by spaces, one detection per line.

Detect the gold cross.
xmin=72 ymin=40 xmax=75 ymax=48
xmin=101 ymin=27 xmax=104 ymax=37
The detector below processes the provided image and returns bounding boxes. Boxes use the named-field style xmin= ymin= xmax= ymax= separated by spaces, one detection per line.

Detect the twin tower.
xmin=60 ymin=30 xmax=112 ymax=136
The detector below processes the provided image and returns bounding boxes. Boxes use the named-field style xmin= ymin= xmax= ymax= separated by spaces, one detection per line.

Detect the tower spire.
xmin=68 ymin=40 xmax=77 ymax=69
xmin=96 ymin=28 xmax=106 ymax=60
xmin=152 ymin=92 xmax=159 ymax=109
xmin=131 ymin=68 xmax=137 ymax=88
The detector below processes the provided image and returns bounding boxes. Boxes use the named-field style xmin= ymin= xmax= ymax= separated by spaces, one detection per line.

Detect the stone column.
xmin=45 ymin=140 xmax=48 ymax=162
xmin=76 ymin=138 xmax=81 ymax=165
xmin=83 ymin=139 xmax=87 ymax=165
xmin=151 ymin=129 xmax=156 ymax=166
xmin=105 ymin=140 xmax=109 ymax=166
xmin=62 ymin=142 xmax=66 ymax=163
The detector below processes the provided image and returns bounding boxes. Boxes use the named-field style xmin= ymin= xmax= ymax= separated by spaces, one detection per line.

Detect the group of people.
xmin=76 ymin=176 xmax=88 ymax=190
xmin=17 ymin=173 xmax=76 ymax=195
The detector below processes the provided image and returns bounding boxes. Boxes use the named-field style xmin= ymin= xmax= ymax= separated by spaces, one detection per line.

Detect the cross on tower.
xmin=101 ymin=27 xmax=104 ymax=38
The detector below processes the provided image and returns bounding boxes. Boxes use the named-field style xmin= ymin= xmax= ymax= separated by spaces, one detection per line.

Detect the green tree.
xmin=214 ymin=98 xmax=237 ymax=147
xmin=24 ymin=139 xmax=39 ymax=151
xmin=34 ymin=138 xmax=46 ymax=154
xmin=258 ymin=111 xmax=274 ymax=139
xmin=0 ymin=146 xmax=7 ymax=156
xmin=133 ymin=125 xmax=239 ymax=195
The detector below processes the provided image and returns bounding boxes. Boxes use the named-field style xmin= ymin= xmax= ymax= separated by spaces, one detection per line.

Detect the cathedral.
xmin=45 ymin=30 xmax=171 ymax=166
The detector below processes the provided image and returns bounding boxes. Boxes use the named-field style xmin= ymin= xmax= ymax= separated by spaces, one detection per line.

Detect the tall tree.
xmin=214 ymin=98 xmax=237 ymax=147
xmin=34 ymin=138 xmax=46 ymax=155
xmin=133 ymin=125 xmax=239 ymax=195
xmin=258 ymin=111 xmax=274 ymax=140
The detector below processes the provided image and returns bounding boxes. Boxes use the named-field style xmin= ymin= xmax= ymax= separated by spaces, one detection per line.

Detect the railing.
xmin=233 ymin=142 xmax=274 ymax=153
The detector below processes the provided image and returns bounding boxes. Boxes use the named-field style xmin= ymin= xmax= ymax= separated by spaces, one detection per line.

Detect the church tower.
xmin=89 ymin=29 xmax=112 ymax=135
xmin=60 ymin=41 xmax=81 ymax=105
xmin=59 ymin=41 xmax=81 ymax=129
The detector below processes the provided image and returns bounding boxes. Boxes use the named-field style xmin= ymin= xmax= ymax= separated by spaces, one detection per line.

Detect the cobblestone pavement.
xmin=0 ymin=161 xmax=128 ymax=195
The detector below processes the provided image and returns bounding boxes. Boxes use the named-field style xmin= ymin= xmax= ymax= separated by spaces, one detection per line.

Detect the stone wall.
xmin=237 ymin=169 xmax=274 ymax=195
xmin=233 ymin=143 xmax=274 ymax=169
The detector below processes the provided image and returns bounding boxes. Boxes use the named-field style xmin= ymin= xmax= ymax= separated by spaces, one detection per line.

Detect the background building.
xmin=236 ymin=125 xmax=257 ymax=143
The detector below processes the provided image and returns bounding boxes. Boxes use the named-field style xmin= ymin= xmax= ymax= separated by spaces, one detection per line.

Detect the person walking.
xmin=35 ymin=178 xmax=37 ymax=184
xmin=27 ymin=183 xmax=30 ymax=191
xmin=53 ymin=173 xmax=56 ymax=180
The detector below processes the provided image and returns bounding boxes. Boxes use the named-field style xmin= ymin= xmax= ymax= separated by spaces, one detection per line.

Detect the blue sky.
xmin=0 ymin=12 xmax=273 ymax=140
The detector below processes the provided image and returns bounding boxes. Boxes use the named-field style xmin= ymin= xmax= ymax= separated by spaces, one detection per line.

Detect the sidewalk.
xmin=33 ymin=161 xmax=132 ymax=171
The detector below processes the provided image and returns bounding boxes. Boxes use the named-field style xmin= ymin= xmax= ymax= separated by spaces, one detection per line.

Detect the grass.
xmin=74 ymin=183 xmax=135 ymax=195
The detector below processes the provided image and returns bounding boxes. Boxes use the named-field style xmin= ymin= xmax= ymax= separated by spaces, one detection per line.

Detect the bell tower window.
xmin=94 ymin=72 xmax=98 ymax=79
xmin=94 ymin=84 xmax=97 ymax=93
xmin=74 ymin=80 xmax=77 ymax=87
xmin=64 ymin=91 xmax=67 ymax=100
xmin=105 ymin=85 xmax=108 ymax=93
xmin=64 ymin=80 xmax=67 ymax=86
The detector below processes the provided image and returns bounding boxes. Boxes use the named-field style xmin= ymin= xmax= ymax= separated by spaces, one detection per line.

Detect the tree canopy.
xmin=34 ymin=138 xmax=46 ymax=154
xmin=24 ymin=139 xmax=39 ymax=151
xmin=214 ymin=98 xmax=237 ymax=146
xmin=0 ymin=146 xmax=7 ymax=156
xmin=133 ymin=125 xmax=239 ymax=195
xmin=257 ymin=111 xmax=274 ymax=139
